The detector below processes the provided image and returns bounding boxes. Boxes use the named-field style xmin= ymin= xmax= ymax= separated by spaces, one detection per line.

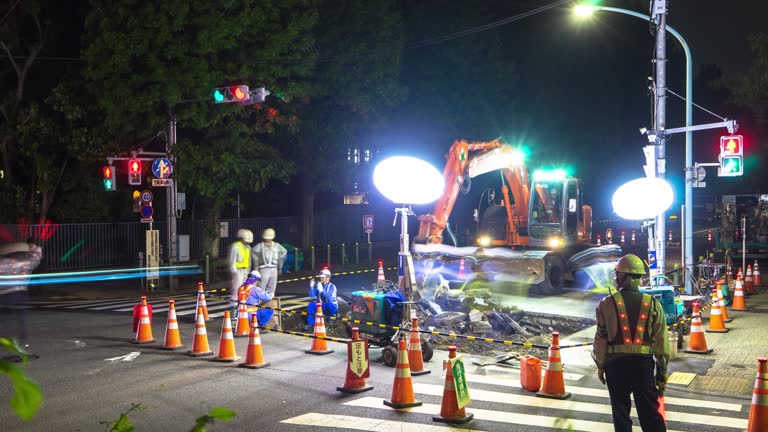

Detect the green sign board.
xmin=451 ymin=356 xmax=470 ymax=409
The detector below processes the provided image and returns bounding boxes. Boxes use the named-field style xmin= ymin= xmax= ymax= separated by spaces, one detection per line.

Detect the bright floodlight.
xmin=574 ymin=4 xmax=596 ymax=17
xmin=373 ymin=156 xmax=444 ymax=204
xmin=612 ymin=177 xmax=674 ymax=220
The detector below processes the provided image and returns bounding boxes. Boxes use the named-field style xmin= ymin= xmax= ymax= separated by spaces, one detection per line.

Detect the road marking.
xmin=280 ymin=413 xmax=480 ymax=432
xmin=174 ymin=303 xmax=231 ymax=316
xmin=61 ymin=299 xmax=135 ymax=309
xmin=104 ymin=352 xmax=141 ymax=362
xmin=475 ymin=364 xmax=584 ymax=381
xmin=466 ymin=374 xmax=743 ymax=412
xmin=114 ymin=299 xmax=199 ymax=313
xmin=413 ymin=383 xmax=747 ymax=429
xmin=343 ymin=397 xmax=684 ymax=432
xmin=88 ymin=301 xmax=148 ymax=311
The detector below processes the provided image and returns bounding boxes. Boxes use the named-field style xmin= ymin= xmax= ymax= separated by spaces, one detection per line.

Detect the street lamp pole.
xmin=576 ymin=5 xmax=694 ymax=293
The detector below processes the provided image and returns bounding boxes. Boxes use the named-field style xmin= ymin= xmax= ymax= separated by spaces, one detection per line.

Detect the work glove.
xmin=656 ymin=380 xmax=666 ymax=395
xmin=310 ymin=279 xmax=316 ymax=288
xmin=597 ymin=368 xmax=606 ymax=385
xmin=317 ymin=284 xmax=324 ymax=293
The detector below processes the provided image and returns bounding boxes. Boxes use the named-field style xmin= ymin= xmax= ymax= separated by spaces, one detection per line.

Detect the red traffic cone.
xmin=433 ymin=346 xmax=473 ymax=424
xmin=239 ymin=315 xmax=269 ymax=369
xmin=132 ymin=296 xmax=155 ymax=344
xmin=537 ymin=331 xmax=571 ymax=399
xmin=384 ymin=338 xmax=422 ymax=409
xmin=212 ymin=311 xmax=240 ymax=362
xmin=234 ymin=292 xmax=250 ymax=337
xmin=162 ymin=300 xmax=184 ymax=350
xmin=684 ymin=302 xmax=713 ymax=354
xmin=732 ymin=276 xmax=749 ymax=311
xmin=337 ymin=327 xmax=374 ymax=393
xmin=747 ymin=357 xmax=768 ymax=432
xmin=407 ymin=317 xmax=430 ymax=376
xmin=754 ymin=260 xmax=762 ymax=287
xmin=195 ymin=281 xmax=210 ymax=322
xmin=187 ymin=306 xmax=214 ymax=357
xmin=706 ymin=294 xmax=729 ymax=333
xmin=746 ymin=265 xmax=757 ymax=294
xmin=377 ymin=261 xmax=385 ymax=284
xmin=306 ymin=303 xmax=334 ymax=355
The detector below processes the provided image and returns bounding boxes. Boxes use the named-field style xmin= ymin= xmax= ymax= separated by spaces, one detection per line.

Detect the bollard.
xmin=294 ymin=247 xmax=299 ymax=272
xmin=355 ymin=242 xmax=359 ymax=265
xmin=205 ymin=254 xmax=210 ymax=284
xmin=341 ymin=243 xmax=346 ymax=266
xmin=311 ymin=245 xmax=315 ymax=270
xmin=673 ymin=263 xmax=680 ymax=286
xmin=326 ymin=244 xmax=331 ymax=267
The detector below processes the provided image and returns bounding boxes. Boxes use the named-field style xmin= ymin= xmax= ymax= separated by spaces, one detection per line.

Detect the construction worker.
xmin=229 ymin=229 xmax=253 ymax=317
xmin=307 ymin=269 xmax=338 ymax=327
xmin=239 ymin=270 xmax=275 ymax=327
xmin=593 ymin=254 xmax=670 ymax=432
xmin=251 ymin=228 xmax=287 ymax=298
xmin=0 ymin=240 xmax=43 ymax=360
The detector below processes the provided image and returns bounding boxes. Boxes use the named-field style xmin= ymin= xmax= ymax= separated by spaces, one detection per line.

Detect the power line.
xmin=0 ymin=0 xmax=23 ymax=27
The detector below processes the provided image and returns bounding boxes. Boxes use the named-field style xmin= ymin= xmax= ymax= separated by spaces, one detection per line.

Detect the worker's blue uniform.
xmin=245 ymin=284 xmax=274 ymax=327
xmin=307 ymin=281 xmax=338 ymax=326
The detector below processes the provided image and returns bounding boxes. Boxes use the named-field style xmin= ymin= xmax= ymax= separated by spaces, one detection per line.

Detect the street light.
xmin=574 ymin=4 xmax=695 ymax=294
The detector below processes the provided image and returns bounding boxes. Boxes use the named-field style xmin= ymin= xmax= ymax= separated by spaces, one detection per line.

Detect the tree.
xmin=728 ymin=33 xmax=768 ymax=128
xmin=81 ymin=0 xmax=319 ymax=253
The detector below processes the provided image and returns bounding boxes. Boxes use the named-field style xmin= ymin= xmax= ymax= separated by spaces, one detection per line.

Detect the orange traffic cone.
xmin=715 ymin=286 xmax=732 ymax=323
xmin=684 ymin=302 xmax=713 ymax=354
xmin=746 ymin=265 xmax=757 ymax=294
xmin=732 ymin=276 xmax=749 ymax=311
xmin=195 ymin=281 xmax=210 ymax=322
xmin=132 ymin=296 xmax=155 ymax=344
xmin=187 ymin=306 xmax=214 ymax=357
xmin=433 ymin=345 xmax=473 ymax=424
xmin=738 ymin=267 xmax=743 ymax=282
xmin=537 ymin=331 xmax=571 ymax=399
xmin=384 ymin=338 xmax=422 ymax=409
xmin=306 ymin=302 xmax=334 ymax=355
xmin=212 ymin=311 xmax=240 ymax=362
xmin=337 ymin=327 xmax=374 ymax=393
xmin=239 ymin=315 xmax=269 ymax=369
xmin=458 ymin=257 xmax=466 ymax=279
xmin=377 ymin=261 xmax=385 ymax=284
xmin=706 ymin=294 xmax=729 ymax=333
xmin=754 ymin=260 xmax=762 ymax=286
xmin=234 ymin=292 xmax=250 ymax=337
xmin=658 ymin=395 xmax=667 ymax=425
xmin=162 ymin=300 xmax=184 ymax=350
xmin=747 ymin=357 xmax=768 ymax=432
xmin=408 ymin=317 xmax=430 ymax=376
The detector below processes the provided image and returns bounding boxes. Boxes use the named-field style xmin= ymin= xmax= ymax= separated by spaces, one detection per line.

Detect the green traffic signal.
xmin=720 ymin=155 xmax=743 ymax=176
xmin=213 ymin=89 xmax=225 ymax=103
xmin=104 ymin=179 xmax=113 ymax=190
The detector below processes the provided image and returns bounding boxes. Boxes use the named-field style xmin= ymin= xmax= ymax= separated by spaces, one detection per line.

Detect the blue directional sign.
xmin=152 ymin=158 xmax=173 ymax=179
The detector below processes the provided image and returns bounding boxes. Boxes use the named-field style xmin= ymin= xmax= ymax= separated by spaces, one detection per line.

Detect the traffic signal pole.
xmin=652 ymin=2 xmax=668 ymax=280
xmin=167 ymin=113 xmax=178 ymax=293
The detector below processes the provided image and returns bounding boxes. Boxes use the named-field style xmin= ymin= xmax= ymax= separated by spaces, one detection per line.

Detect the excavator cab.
xmin=528 ymin=170 xmax=589 ymax=249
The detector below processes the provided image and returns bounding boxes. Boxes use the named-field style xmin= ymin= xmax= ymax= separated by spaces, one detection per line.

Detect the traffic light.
xmin=212 ymin=85 xmax=249 ymax=104
xmin=242 ymin=87 xmax=270 ymax=105
xmin=128 ymin=159 xmax=142 ymax=185
xmin=718 ymin=135 xmax=743 ymax=177
xmin=103 ymin=166 xmax=116 ymax=191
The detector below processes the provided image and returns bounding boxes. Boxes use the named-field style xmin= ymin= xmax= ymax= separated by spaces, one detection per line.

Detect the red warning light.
xmin=103 ymin=166 xmax=112 ymax=177
xmin=234 ymin=86 xmax=246 ymax=100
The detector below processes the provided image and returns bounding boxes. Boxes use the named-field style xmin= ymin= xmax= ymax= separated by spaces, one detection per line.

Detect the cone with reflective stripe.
xmin=306 ymin=302 xmax=333 ymax=355
xmin=715 ymin=285 xmax=732 ymax=323
xmin=212 ymin=311 xmax=240 ymax=362
xmin=747 ymin=357 xmax=768 ymax=432
xmin=187 ymin=306 xmax=214 ymax=357
xmin=132 ymin=296 xmax=155 ymax=344
xmin=384 ymin=338 xmax=422 ymax=409
xmin=195 ymin=281 xmax=210 ymax=322
xmin=706 ymin=293 xmax=729 ymax=333
xmin=754 ymin=260 xmax=762 ymax=286
xmin=234 ymin=292 xmax=250 ymax=337
xmin=337 ymin=327 xmax=373 ymax=393
xmin=745 ymin=265 xmax=757 ymax=294
xmin=684 ymin=302 xmax=713 ymax=354
xmin=408 ymin=317 xmax=430 ymax=376
xmin=239 ymin=314 xmax=269 ymax=369
xmin=458 ymin=257 xmax=466 ymax=279
xmin=738 ymin=267 xmax=743 ymax=283
xmin=732 ymin=276 xmax=749 ymax=311
xmin=537 ymin=331 xmax=571 ymax=399
xmin=377 ymin=261 xmax=385 ymax=284
xmin=162 ymin=300 xmax=184 ymax=350
xmin=433 ymin=346 xmax=473 ymax=424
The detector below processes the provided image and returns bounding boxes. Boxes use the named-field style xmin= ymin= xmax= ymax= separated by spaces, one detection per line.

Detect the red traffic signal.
xmin=720 ymin=135 xmax=742 ymax=155
xmin=129 ymin=159 xmax=141 ymax=173
xmin=719 ymin=135 xmax=744 ymax=177
xmin=128 ymin=159 xmax=142 ymax=185
xmin=103 ymin=165 xmax=116 ymax=191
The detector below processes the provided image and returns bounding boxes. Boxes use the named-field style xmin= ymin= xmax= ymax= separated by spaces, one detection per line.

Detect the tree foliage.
xmin=728 ymin=32 xmax=768 ymax=127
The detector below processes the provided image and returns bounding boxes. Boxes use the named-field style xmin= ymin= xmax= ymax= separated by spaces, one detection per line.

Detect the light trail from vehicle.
xmin=0 ymin=265 xmax=202 ymax=286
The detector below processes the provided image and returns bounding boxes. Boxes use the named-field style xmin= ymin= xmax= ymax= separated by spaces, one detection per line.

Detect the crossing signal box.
xmin=128 ymin=159 xmax=142 ymax=185
xmin=212 ymin=85 xmax=249 ymax=104
xmin=103 ymin=166 xmax=116 ymax=191
xmin=718 ymin=135 xmax=743 ymax=177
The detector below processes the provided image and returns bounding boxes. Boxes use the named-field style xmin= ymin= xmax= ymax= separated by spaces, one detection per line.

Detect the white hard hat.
xmin=262 ymin=228 xmax=276 ymax=240
xmin=249 ymin=270 xmax=262 ymax=280
xmin=237 ymin=229 xmax=253 ymax=243
xmin=318 ymin=269 xmax=332 ymax=278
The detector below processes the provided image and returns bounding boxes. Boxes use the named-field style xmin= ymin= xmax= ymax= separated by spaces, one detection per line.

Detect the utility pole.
xmin=167 ymin=113 xmax=178 ymax=293
xmin=652 ymin=0 xmax=668 ymax=278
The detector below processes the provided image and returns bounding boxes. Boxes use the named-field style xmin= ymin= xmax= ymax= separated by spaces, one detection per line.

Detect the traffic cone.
xmin=212 ymin=311 xmax=240 ymax=362
xmin=337 ymin=327 xmax=373 ymax=393
xmin=433 ymin=345 xmax=473 ymax=424
xmin=384 ymin=338 xmax=422 ymax=409
xmin=162 ymin=300 xmax=184 ymax=350
xmin=132 ymin=296 xmax=155 ymax=344
xmin=738 ymin=267 xmax=743 ymax=282
xmin=746 ymin=265 xmax=757 ymax=294
xmin=684 ymin=302 xmax=713 ymax=354
xmin=187 ymin=306 xmax=214 ymax=357
xmin=706 ymin=294 xmax=729 ymax=333
xmin=732 ymin=276 xmax=749 ymax=311
xmin=747 ymin=357 xmax=768 ymax=432
xmin=658 ymin=395 xmax=667 ymax=425
xmin=306 ymin=302 xmax=333 ymax=355
xmin=715 ymin=286 xmax=732 ymax=323
xmin=195 ymin=281 xmax=210 ymax=322
xmin=754 ymin=260 xmax=762 ymax=286
xmin=234 ymin=292 xmax=250 ymax=337
xmin=377 ymin=261 xmax=385 ymax=284
xmin=408 ymin=317 xmax=430 ymax=376
xmin=239 ymin=315 xmax=269 ymax=369
xmin=537 ymin=331 xmax=571 ymax=399
xmin=458 ymin=257 xmax=466 ymax=279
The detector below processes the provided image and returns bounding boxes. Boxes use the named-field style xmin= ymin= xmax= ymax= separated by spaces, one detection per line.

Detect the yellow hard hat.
xmin=615 ymin=254 xmax=647 ymax=275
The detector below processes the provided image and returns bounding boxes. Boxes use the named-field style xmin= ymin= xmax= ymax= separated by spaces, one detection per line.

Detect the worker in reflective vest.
xmin=593 ymin=254 xmax=670 ymax=432
xmin=229 ymin=229 xmax=253 ymax=317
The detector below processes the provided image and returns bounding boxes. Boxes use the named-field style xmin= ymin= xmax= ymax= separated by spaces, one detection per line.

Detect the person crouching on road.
xmin=307 ymin=269 xmax=338 ymax=327
xmin=229 ymin=229 xmax=253 ymax=318
xmin=239 ymin=270 xmax=275 ymax=327
xmin=593 ymin=254 xmax=670 ymax=432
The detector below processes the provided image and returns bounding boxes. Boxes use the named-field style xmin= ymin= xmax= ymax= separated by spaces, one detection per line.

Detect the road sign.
xmin=152 ymin=158 xmax=173 ymax=179
xmin=152 ymin=178 xmax=173 ymax=187
xmin=140 ymin=205 xmax=153 ymax=219
xmin=140 ymin=217 xmax=153 ymax=223
xmin=450 ymin=356 xmax=470 ymax=409
xmin=363 ymin=215 xmax=374 ymax=233
xmin=140 ymin=190 xmax=153 ymax=203
xmin=347 ymin=340 xmax=370 ymax=379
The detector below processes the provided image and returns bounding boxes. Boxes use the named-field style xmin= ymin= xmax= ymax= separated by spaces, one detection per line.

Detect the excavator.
xmin=413 ymin=138 xmax=622 ymax=295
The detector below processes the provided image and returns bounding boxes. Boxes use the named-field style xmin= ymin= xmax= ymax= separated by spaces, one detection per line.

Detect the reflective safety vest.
xmin=235 ymin=242 xmax=250 ymax=269
xmin=607 ymin=291 xmax=654 ymax=355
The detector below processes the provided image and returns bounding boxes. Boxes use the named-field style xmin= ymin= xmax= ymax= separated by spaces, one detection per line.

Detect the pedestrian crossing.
xmin=25 ymin=295 xmax=313 ymax=319
xmin=280 ymin=362 xmax=750 ymax=432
